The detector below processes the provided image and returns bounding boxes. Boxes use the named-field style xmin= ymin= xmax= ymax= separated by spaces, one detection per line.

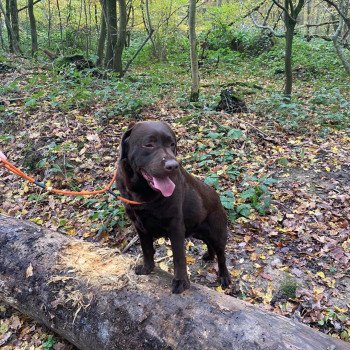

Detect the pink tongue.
xmin=152 ymin=176 xmax=175 ymax=197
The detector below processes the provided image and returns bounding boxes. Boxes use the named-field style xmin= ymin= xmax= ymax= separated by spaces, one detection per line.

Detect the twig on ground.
xmin=122 ymin=235 xmax=139 ymax=253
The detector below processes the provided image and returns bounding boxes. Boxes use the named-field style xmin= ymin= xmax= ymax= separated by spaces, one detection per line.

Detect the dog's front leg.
xmin=169 ymin=221 xmax=190 ymax=294
xmin=135 ymin=228 xmax=155 ymax=275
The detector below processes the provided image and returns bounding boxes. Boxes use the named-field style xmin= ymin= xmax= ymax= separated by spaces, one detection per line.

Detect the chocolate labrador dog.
xmin=117 ymin=121 xmax=231 ymax=294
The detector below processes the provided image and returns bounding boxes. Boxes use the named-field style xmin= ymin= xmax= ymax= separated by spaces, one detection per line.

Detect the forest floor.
xmin=0 ymin=57 xmax=349 ymax=349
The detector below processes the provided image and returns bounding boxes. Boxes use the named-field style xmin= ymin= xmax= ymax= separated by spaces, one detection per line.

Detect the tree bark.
xmin=28 ymin=0 xmax=38 ymax=56
xmin=47 ymin=0 xmax=52 ymax=47
xmin=0 ymin=0 xmax=20 ymax=52
xmin=9 ymin=0 xmax=19 ymax=45
xmin=0 ymin=214 xmax=349 ymax=350
xmin=5 ymin=0 xmax=13 ymax=50
xmin=83 ymin=0 xmax=89 ymax=56
xmin=66 ymin=0 xmax=72 ymax=26
xmin=306 ymin=0 xmax=312 ymax=37
xmin=97 ymin=0 xmax=107 ymax=66
xmin=142 ymin=0 xmax=156 ymax=58
xmin=56 ymin=0 xmax=63 ymax=51
xmin=0 ymin=12 xmax=4 ymax=50
xmin=189 ymin=0 xmax=199 ymax=102
xmin=114 ymin=0 xmax=127 ymax=75
xmin=105 ymin=0 xmax=117 ymax=69
xmin=332 ymin=0 xmax=350 ymax=74
xmin=274 ymin=0 xmax=305 ymax=98
xmin=284 ymin=16 xmax=296 ymax=97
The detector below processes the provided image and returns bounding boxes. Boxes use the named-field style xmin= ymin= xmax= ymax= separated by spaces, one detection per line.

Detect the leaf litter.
xmin=0 ymin=61 xmax=349 ymax=348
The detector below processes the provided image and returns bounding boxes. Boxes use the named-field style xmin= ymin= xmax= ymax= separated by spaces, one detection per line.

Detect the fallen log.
xmin=0 ymin=214 xmax=349 ymax=350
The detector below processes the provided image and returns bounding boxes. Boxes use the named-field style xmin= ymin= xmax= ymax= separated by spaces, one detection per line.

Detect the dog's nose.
xmin=164 ymin=159 xmax=179 ymax=172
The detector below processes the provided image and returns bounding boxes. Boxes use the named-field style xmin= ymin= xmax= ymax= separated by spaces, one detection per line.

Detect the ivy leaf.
xmin=207 ymin=131 xmax=223 ymax=139
xmin=204 ymin=174 xmax=219 ymax=188
xmin=263 ymin=177 xmax=278 ymax=185
xmin=240 ymin=187 xmax=256 ymax=200
xmin=236 ymin=204 xmax=252 ymax=217
xmin=227 ymin=128 xmax=244 ymax=140
xmin=220 ymin=191 xmax=235 ymax=210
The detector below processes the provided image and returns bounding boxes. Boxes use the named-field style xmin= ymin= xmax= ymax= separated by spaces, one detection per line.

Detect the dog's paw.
xmin=220 ymin=275 xmax=231 ymax=289
xmin=172 ymin=278 xmax=190 ymax=294
xmin=135 ymin=264 xmax=154 ymax=275
xmin=202 ymin=251 xmax=215 ymax=262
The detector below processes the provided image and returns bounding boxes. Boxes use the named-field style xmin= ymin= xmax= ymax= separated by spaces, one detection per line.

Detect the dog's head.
xmin=120 ymin=121 xmax=179 ymax=197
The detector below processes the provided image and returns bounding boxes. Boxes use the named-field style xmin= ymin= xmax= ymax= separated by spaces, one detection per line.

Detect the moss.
xmin=279 ymin=275 xmax=297 ymax=299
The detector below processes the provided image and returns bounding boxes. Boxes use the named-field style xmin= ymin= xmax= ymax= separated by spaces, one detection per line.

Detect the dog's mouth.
xmin=141 ymin=170 xmax=175 ymax=197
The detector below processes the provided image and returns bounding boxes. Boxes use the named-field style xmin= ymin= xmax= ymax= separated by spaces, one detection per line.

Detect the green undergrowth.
xmin=1 ymin=29 xmax=349 ymax=227
xmin=180 ymin=123 xmax=277 ymax=222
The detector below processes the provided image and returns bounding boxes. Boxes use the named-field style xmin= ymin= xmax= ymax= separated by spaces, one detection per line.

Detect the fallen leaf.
xmin=186 ymin=256 xmax=195 ymax=264
xmin=230 ymin=269 xmax=241 ymax=277
xmin=316 ymin=271 xmax=325 ymax=279
xmin=26 ymin=263 xmax=33 ymax=278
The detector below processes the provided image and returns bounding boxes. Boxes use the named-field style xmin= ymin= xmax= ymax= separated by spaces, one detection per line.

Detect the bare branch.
xmin=304 ymin=34 xmax=332 ymax=41
xmin=123 ymin=28 xmax=154 ymax=75
xmin=323 ymin=0 xmax=350 ymax=27
xmin=263 ymin=2 xmax=275 ymax=26
xmin=332 ymin=2 xmax=350 ymax=74
xmin=272 ymin=0 xmax=296 ymax=21
xmin=295 ymin=0 xmax=306 ymax=15
xmin=250 ymin=12 xmax=284 ymax=37
xmin=242 ymin=0 xmax=268 ymax=19
xmin=289 ymin=0 xmax=295 ymax=14
xmin=18 ymin=0 xmax=42 ymax=12
xmin=273 ymin=11 xmax=284 ymax=30
xmin=272 ymin=0 xmax=290 ymax=15
xmin=305 ymin=20 xmax=339 ymax=27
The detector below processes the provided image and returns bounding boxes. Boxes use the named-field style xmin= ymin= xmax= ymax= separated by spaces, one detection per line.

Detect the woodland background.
xmin=0 ymin=0 xmax=349 ymax=349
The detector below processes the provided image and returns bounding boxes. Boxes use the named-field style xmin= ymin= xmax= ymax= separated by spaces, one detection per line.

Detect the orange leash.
xmin=1 ymin=158 xmax=143 ymax=205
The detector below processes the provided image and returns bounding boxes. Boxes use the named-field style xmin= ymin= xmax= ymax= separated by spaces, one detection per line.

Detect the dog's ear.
xmin=120 ymin=123 xmax=135 ymax=160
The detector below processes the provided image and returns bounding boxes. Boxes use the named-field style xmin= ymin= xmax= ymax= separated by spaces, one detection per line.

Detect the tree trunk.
xmin=315 ymin=1 xmax=321 ymax=35
xmin=332 ymin=0 xmax=350 ymax=74
xmin=105 ymin=0 xmax=117 ymax=68
xmin=47 ymin=0 xmax=51 ymax=47
xmin=5 ymin=0 xmax=13 ymax=50
xmin=280 ymin=0 xmax=305 ymax=98
xmin=94 ymin=3 xmax=98 ymax=30
xmin=306 ymin=0 xmax=312 ymax=37
xmin=114 ymin=0 xmax=127 ymax=75
xmin=56 ymin=0 xmax=63 ymax=51
xmin=76 ymin=0 xmax=83 ymax=49
xmin=284 ymin=18 xmax=296 ymax=98
xmin=83 ymin=0 xmax=89 ymax=57
xmin=143 ymin=0 xmax=156 ymax=57
xmin=9 ymin=0 xmax=19 ymax=45
xmin=0 ymin=12 xmax=4 ymax=50
xmin=97 ymin=0 xmax=107 ymax=66
xmin=189 ymin=0 xmax=199 ymax=102
xmin=0 ymin=214 xmax=349 ymax=350
xmin=28 ymin=0 xmax=38 ymax=56
xmin=0 ymin=0 xmax=20 ymax=52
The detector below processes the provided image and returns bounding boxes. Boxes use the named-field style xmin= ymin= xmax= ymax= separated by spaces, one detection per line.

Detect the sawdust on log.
xmin=53 ymin=242 xmax=134 ymax=290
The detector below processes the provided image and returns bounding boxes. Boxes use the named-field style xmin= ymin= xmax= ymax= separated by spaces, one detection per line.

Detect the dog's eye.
xmin=143 ymin=143 xmax=155 ymax=148
xmin=171 ymin=143 xmax=175 ymax=148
